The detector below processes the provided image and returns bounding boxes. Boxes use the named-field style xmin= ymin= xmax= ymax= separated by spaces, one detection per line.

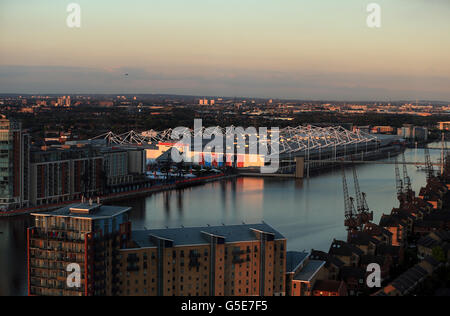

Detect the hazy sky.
xmin=1 ymin=0 xmax=449 ymax=100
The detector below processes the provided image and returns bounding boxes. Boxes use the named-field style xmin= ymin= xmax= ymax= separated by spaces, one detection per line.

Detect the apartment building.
xmin=27 ymin=203 xmax=132 ymax=296
xmin=0 ymin=116 xmax=30 ymax=210
xmin=99 ymin=146 xmax=146 ymax=187
xmin=119 ymin=224 xmax=287 ymax=296
xmin=27 ymin=206 xmax=287 ymax=297
xmin=29 ymin=147 xmax=104 ymax=206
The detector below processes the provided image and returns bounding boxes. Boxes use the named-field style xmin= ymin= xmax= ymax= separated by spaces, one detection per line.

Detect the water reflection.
xmin=0 ymin=216 xmax=32 ymax=296
xmin=0 ymin=145 xmax=445 ymax=296
xmin=123 ymin=147 xmax=440 ymax=253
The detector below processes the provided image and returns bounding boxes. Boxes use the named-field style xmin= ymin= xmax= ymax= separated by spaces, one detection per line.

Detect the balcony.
xmin=126 ymin=265 xmax=139 ymax=272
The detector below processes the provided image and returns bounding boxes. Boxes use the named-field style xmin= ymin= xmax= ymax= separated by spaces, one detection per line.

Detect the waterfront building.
xmin=29 ymin=146 xmax=104 ymax=206
xmin=379 ymin=213 xmax=409 ymax=247
xmin=372 ymin=126 xmax=395 ymax=134
xmin=99 ymin=146 xmax=146 ymax=187
xmin=285 ymin=251 xmax=326 ymax=296
xmin=0 ymin=116 xmax=30 ymax=210
xmin=0 ymin=128 xmax=148 ymax=210
xmin=438 ymin=121 xmax=450 ymax=131
xmin=397 ymin=125 xmax=428 ymax=141
xmin=412 ymin=127 xmax=428 ymax=142
xmin=27 ymin=204 xmax=286 ymax=296
xmin=119 ymin=224 xmax=286 ymax=296
xmin=27 ymin=203 xmax=132 ymax=296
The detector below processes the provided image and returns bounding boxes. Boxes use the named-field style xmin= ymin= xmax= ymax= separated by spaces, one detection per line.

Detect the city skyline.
xmin=1 ymin=0 xmax=450 ymax=101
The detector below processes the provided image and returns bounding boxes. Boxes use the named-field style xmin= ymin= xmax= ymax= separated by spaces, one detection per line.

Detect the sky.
xmin=0 ymin=0 xmax=449 ymax=101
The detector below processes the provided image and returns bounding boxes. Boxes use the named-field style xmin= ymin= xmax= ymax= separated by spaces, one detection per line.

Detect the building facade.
xmin=27 ymin=206 xmax=286 ymax=297
xmin=29 ymin=147 xmax=104 ymax=206
xmin=27 ymin=203 xmax=132 ymax=296
xmin=119 ymin=224 xmax=286 ymax=297
xmin=0 ymin=116 xmax=30 ymax=210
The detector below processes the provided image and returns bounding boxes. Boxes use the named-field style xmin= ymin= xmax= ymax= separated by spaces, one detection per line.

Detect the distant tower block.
xmin=295 ymin=157 xmax=304 ymax=179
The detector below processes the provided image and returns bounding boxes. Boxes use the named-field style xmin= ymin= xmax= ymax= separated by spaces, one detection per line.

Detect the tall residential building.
xmin=0 ymin=116 xmax=30 ymax=210
xmin=28 ymin=205 xmax=287 ymax=296
xmin=99 ymin=146 xmax=146 ymax=187
xmin=29 ymin=147 xmax=104 ymax=206
xmin=199 ymin=98 xmax=209 ymax=106
xmin=57 ymin=96 xmax=71 ymax=107
xmin=27 ymin=203 xmax=132 ymax=296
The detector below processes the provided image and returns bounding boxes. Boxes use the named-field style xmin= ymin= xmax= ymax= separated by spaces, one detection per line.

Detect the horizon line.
xmin=0 ymin=92 xmax=449 ymax=104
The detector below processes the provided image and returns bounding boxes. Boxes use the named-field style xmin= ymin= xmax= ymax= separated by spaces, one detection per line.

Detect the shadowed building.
xmin=0 ymin=116 xmax=30 ymax=211
xmin=119 ymin=224 xmax=286 ymax=296
xmin=27 ymin=204 xmax=286 ymax=296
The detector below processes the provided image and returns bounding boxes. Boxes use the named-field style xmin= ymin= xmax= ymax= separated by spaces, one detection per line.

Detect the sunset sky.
xmin=1 ymin=0 xmax=449 ymax=100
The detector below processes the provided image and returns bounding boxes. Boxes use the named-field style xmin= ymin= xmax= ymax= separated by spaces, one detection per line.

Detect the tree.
xmin=432 ymin=246 xmax=446 ymax=263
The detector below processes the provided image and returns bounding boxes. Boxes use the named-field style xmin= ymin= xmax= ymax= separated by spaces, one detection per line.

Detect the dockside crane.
xmin=424 ymin=146 xmax=434 ymax=181
xmin=342 ymin=164 xmax=359 ymax=241
xmin=443 ymin=134 xmax=450 ymax=177
xmin=352 ymin=164 xmax=373 ymax=229
xmin=441 ymin=133 xmax=448 ymax=176
xmin=352 ymin=165 xmax=363 ymax=216
xmin=402 ymin=152 xmax=414 ymax=202
xmin=395 ymin=158 xmax=404 ymax=205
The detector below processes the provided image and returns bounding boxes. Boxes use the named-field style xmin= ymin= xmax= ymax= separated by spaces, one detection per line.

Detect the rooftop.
xmin=329 ymin=240 xmax=364 ymax=257
xmin=293 ymin=260 xmax=326 ymax=282
xmin=286 ymin=251 xmax=309 ymax=273
xmin=32 ymin=203 xmax=131 ymax=220
xmin=131 ymin=223 xmax=285 ymax=248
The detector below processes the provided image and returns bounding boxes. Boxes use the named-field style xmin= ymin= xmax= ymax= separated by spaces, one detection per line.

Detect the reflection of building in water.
xmin=176 ymin=189 xmax=184 ymax=214
xmin=237 ymin=177 xmax=264 ymax=192
xmin=235 ymin=178 xmax=264 ymax=212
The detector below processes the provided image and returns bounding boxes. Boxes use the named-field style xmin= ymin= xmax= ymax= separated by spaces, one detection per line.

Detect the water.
xmin=0 ymin=146 xmax=444 ymax=296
